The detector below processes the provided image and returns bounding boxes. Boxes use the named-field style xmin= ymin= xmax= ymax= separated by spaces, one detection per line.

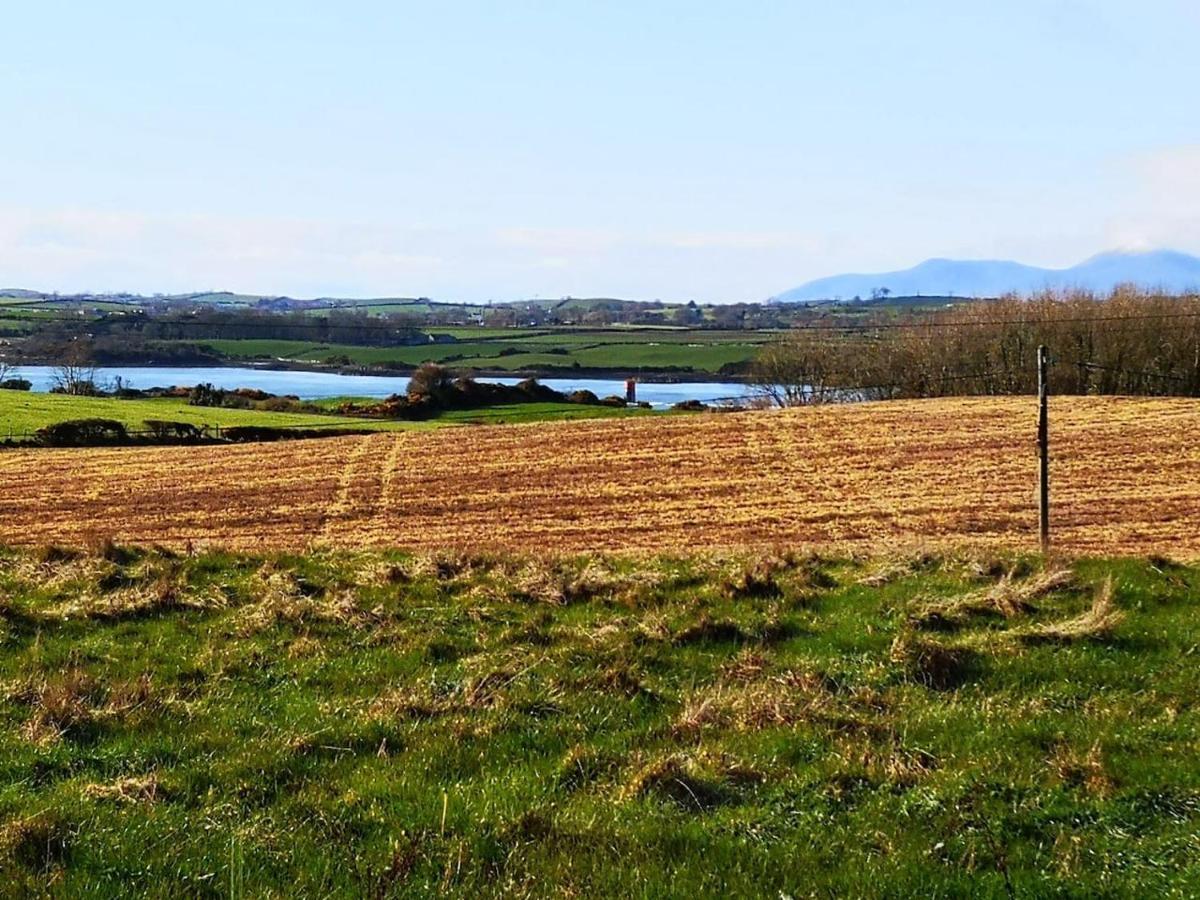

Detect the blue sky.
xmin=2 ymin=1 xmax=1198 ymax=301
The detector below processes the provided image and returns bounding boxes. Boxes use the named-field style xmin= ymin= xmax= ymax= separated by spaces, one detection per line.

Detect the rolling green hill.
xmin=183 ymin=328 xmax=771 ymax=373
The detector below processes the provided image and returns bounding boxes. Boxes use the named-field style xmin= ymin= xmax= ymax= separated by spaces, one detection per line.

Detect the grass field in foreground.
xmin=0 ymin=547 xmax=1195 ymax=896
xmin=0 ymin=392 xmax=643 ymax=438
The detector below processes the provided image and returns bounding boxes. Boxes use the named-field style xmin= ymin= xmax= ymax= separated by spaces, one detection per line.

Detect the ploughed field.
xmin=2 ymin=396 xmax=1199 ymax=556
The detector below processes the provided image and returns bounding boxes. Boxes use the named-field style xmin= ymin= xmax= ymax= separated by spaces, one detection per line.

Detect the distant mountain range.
xmin=771 ymin=250 xmax=1200 ymax=303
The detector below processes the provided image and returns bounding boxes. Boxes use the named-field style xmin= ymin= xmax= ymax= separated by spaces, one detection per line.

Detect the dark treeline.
xmin=752 ymin=289 xmax=1200 ymax=405
xmin=336 ymin=362 xmax=635 ymax=420
xmin=22 ymin=417 xmax=373 ymax=448
xmin=20 ymin=309 xmax=429 ymax=348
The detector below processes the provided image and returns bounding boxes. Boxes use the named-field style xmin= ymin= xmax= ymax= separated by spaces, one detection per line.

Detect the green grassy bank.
xmin=0 ymin=392 xmax=643 ymax=439
xmin=180 ymin=328 xmax=769 ymax=373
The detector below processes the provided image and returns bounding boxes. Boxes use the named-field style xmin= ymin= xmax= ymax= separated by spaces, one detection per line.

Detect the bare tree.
xmin=51 ymin=342 xmax=102 ymax=396
xmin=406 ymin=362 xmax=454 ymax=400
xmin=750 ymin=288 xmax=1200 ymax=404
xmin=749 ymin=335 xmax=842 ymax=407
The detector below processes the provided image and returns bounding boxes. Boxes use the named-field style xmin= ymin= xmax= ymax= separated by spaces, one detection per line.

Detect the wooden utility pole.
xmin=1037 ymin=345 xmax=1050 ymax=552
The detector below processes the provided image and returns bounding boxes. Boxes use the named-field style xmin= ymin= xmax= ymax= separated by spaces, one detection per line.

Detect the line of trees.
xmin=24 ymin=309 xmax=427 ymax=347
xmin=751 ymin=289 xmax=1200 ymax=405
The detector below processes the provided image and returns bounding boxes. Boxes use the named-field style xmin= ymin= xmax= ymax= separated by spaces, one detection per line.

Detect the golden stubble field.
xmin=1 ymin=396 xmax=1198 ymax=557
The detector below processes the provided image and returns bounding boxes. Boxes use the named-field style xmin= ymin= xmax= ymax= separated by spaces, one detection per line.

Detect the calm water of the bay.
xmin=11 ymin=366 xmax=751 ymax=408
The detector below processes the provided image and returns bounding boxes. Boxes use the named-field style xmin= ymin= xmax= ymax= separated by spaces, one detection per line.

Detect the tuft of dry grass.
xmin=103 ymin=673 xmax=158 ymax=717
xmin=622 ymin=754 xmax=723 ymax=810
xmin=352 ymin=557 xmax=412 ymax=588
xmin=0 ymin=811 xmax=71 ymax=871
xmin=393 ymin=551 xmax=502 ymax=585
xmin=34 ymin=545 xmax=81 ymax=565
xmin=592 ymin=663 xmax=653 ymax=699
xmin=623 ymin=750 xmax=764 ymax=811
xmin=369 ymin=684 xmax=459 ymax=721
xmin=672 ymin=695 xmax=723 ymax=736
xmin=844 ymin=742 xmax=939 ymax=788
xmin=15 ymin=669 xmax=103 ymax=744
xmin=634 ymin=614 xmax=671 ymax=645
xmin=911 ymin=567 xmax=1074 ymax=630
xmin=718 ymin=648 xmax=769 ymax=682
xmin=1018 ymin=578 xmax=1124 ymax=644
xmin=237 ymin=570 xmax=377 ymax=634
xmin=10 ymin=670 xmax=165 ymax=745
xmin=82 ymin=774 xmax=162 ymax=805
xmin=508 ymin=561 xmax=569 ymax=605
xmin=501 ymin=557 xmax=662 ymax=606
xmin=9 ymin=553 xmax=225 ymax=623
xmin=988 ymin=567 xmax=1073 ymax=614
xmin=556 ymin=745 xmax=609 ymax=792
xmin=720 ymin=557 xmax=787 ymax=600
xmin=1048 ymin=741 xmax=1114 ymax=797
xmin=47 ymin=582 xmax=224 ymax=622
xmin=674 ymin=616 xmax=747 ymax=645
xmin=889 ymin=631 xmax=977 ymax=690
xmin=857 ymin=552 xmax=939 ymax=588
xmin=368 ymin=650 xmax=547 ymax=724
xmin=461 ymin=667 xmax=519 ymax=709
xmin=7 ymin=554 xmax=118 ymax=595
xmin=673 ymin=667 xmax=831 ymax=736
xmin=287 ymin=636 xmax=324 ymax=658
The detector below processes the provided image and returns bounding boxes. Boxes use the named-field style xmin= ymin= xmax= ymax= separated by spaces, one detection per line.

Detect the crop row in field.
xmin=1 ymin=396 xmax=1198 ymax=556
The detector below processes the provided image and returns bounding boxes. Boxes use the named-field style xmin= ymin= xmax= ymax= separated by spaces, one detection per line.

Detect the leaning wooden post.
xmin=1037 ymin=345 xmax=1050 ymax=552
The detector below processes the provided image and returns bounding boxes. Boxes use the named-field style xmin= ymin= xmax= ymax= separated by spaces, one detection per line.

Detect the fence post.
xmin=1037 ymin=345 xmax=1050 ymax=552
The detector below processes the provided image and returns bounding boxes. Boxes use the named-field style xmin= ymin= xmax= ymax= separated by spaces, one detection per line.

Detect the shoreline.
xmin=8 ymin=357 xmax=752 ymax=385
